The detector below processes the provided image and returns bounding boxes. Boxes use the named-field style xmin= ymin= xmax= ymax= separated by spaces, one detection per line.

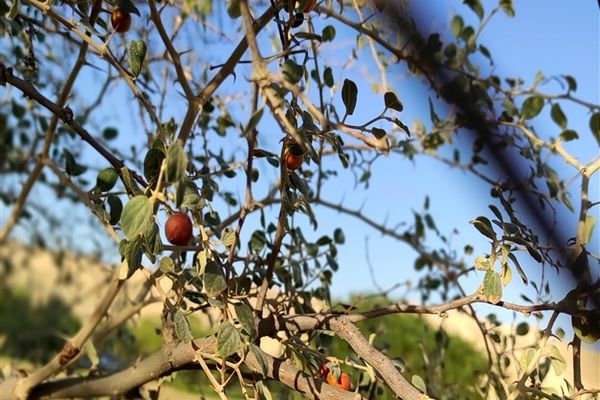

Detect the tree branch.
xmin=0 ymin=64 xmax=147 ymax=190
xmin=329 ymin=316 xmax=425 ymax=399
xmin=27 ymin=337 xmax=362 ymax=400
xmin=6 ymin=273 xmax=124 ymax=400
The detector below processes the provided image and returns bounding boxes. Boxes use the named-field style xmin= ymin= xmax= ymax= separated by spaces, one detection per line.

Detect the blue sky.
xmin=3 ymin=1 xmax=598 ymax=338
xmin=309 ymin=0 xmax=600 ymax=300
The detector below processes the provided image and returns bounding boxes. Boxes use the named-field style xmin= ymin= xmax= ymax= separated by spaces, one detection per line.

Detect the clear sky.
xmin=312 ymin=0 xmax=600 ymax=299
xmin=3 ymin=1 xmax=598 ymax=338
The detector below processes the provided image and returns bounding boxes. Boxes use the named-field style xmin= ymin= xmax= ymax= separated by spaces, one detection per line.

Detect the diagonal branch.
xmin=7 ymin=274 xmax=124 ymax=400
xmin=177 ymin=5 xmax=276 ymax=144
xmin=148 ymin=0 xmax=195 ymax=100
xmin=329 ymin=316 xmax=425 ymax=400
xmin=0 ymin=64 xmax=147 ymax=189
xmin=26 ymin=336 xmax=361 ymax=400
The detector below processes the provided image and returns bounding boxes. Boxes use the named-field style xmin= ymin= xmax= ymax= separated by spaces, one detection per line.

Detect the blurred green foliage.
xmin=0 ymin=279 xmax=81 ymax=363
xmin=323 ymin=296 xmax=487 ymax=400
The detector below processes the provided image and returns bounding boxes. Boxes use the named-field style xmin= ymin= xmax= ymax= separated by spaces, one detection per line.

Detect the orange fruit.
xmin=326 ymin=371 xmax=351 ymax=391
xmin=165 ymin=212 xmax=193 ymax=246
xmin=284 ymin=144 xmax=304 ymax=171
xmin=111 ymin=8 xmax=132 ymax=33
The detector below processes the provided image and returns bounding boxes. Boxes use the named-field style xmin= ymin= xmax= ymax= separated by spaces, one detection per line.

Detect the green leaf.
xmin=501 ymin=263 xmax=512 ymax=286
xmin=550 ymin=103 xmax=567 ymax=129
xmin=526 ymin=244 xmax=543 ymax=263
xmin=590 ymin=113 xmax=600 ymax=145
xmin=470 ymin=216 xmax=497 ymax=240
xmin=245 ymin=108 xmax=264 ymax=135
xmin=120 ymin=167 xmax=142 ymax=195
xmin=249 ymin=230 xmax=267 ymax=252
xmin=227 ymin=0 xmax=240 ymax=18
xmin=144 ymin=148 xmax=165 ymax=184
xmin=384 ymin=91 xmax=403 ymax=112
xmin=184 ymin=290 xmax=207 ymax=305
xmin=171 ymin=309 xmax=193 ymax=343
xmin=96 ymin=168 xmax=119 ymax=192
xmin=123 ymin=236 xmax=143 ymax=275
xmin=12 ymin=101 xmax=25 ymax=118
xmin=107 ymin=194 xmax=123 ymax=225
xmin=547 ymin=345 xmax=566 ymax=376
xmin=121 ymin=195 xmax=153 ymax=240
xmin=321 ymin=25 xmax=336 ymax=42
xmin=281 ymin=59 xmax=304 ymax=84
xmin=323 ymin=67 xmax=334 ymax=87
xmin=166 ymin=141 xmax=187 ymax=183
xmin=516 ymin=322 xmax=529 ymax=336
xmin=159 ymin=257 xmax=174 ymax=274
xmin=341 ymin=79 xmax=358 ymax=116
xmin=508 ymin=253 xmax=528 ymax=286
xmin=479 ymin=45 xmax=493 ymax=64
xmin=563 ymin=75 xmax=577 ymax=92
xmin=392 ymin=118 xmax=411 ymax=136
xmin=519 ymin=349 xmax=534 ymax=371
xmin=221 ymin=228 xmax=236 ymax=248
xmin=502 ymin=98 xmax=518 ymax=116
xmin=451 ymin=15 xmax=464 ymax=37
xmin=411 ymin=374 xmax=427 ymax=393
xmin=499 ymin=0 xmax=515 ymax=16
xmin=295 ymin=32 xmax=321 ymax=41
xmin=216 ymin=322 xmax=241 ymax=358
xmin=334 ymin=228 xmax=345 ymax=244
xmin=180 ymin=181 xmax=204 ymax=211
xmin=249 ymin=343 xmax=269 ymax=377
xmin=203 ymin=260 xmax=226 ymax=296
xmin=582 ymin=215 xmax=595 ymax=245
xmin=63 ymin=149 xmax=87 ymax=176
xmin=128 ymin=40 xmax=147 ymax=78
xmin=482 ymin=270 xmax=503 ymax=304
xmin=521 ymin=96 xmax=544 ymax=120
xmin=463 ymin=0 xmax=484 ymax=19
xmin=559 ymin=130 xmax=578 ymax=142
xmin=118 ymin=0 xmax=140 ymax=15
xmin=371 ymin=127 xmax=387 ymax=139
xmin=235 ymin=303 xmax=255 ymax=335
xmin=102 ymin=127 xmax=118 ymax=140
xmin=474 ymin=255 xmax=491 ymax=271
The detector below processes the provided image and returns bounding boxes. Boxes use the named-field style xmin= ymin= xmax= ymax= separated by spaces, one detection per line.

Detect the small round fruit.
xmin=303 ymin=0 xmax=317 ymax=12
xmin=284 ymin=144 xmax=304 ymax=171
xmin=111 ymin=8 xmax=132 ymax=33
xmin=326 ymin=371 xmax=351 ymax=391
xmin=165 ymin=212 xmax=193 ymax=246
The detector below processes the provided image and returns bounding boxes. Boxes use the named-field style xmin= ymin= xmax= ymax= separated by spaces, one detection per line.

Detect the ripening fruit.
xmin=165 ymin=212 xmax=193 ymax=246
xmin=320 ymin=363 xmax=330 ymax=379
xmin=303 ymin=0 xmax=317 ymax=12
xmin=326 ymin=371 xmax=351 ymax=391
xmin=284 ymin=143 xmax=304 ymax=171
xmin=111 ymin=8 xmax=132 ymax=33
